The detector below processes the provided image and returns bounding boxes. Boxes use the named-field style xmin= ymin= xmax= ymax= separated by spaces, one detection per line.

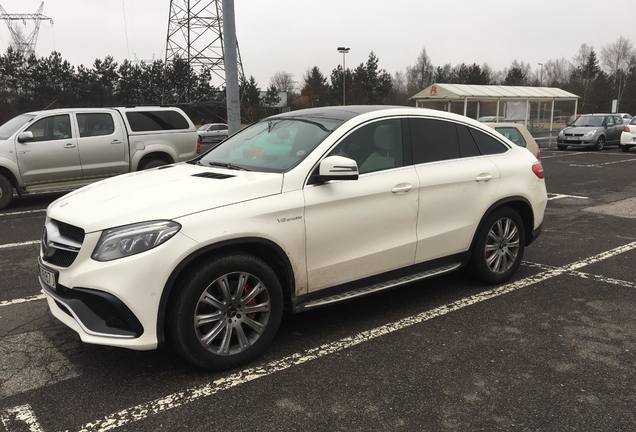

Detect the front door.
xmin=303 ymin=118 xmax=419 ymax=292
xmin=16 ymin=114 xmax=82 ymax=185
xmin=75 ymin=111 xmax=128 ymax=179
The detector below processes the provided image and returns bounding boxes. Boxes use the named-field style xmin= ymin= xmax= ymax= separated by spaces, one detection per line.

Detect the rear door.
xmin=409 ymin=118 xmax=503 ymax=263
xmin=16 ymin=114 xmax=82 ymax=185
xmin=74 ymin=111 xmax=128 ymax=179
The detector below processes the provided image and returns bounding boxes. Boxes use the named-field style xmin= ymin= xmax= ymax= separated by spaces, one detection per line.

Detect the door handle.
xmin=111 ymin=139 xmax=122 ymax=144
xmin=475 ymin=173 xmax=493 ymax=182
xmin=391 ymin=183 xmax=413 ymax=194
xmin=64 ymin=143 xmax=76 ymax=149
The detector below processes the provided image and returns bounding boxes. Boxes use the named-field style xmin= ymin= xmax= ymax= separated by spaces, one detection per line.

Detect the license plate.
xmin=39 ymin=264 xmax=56 ymax=290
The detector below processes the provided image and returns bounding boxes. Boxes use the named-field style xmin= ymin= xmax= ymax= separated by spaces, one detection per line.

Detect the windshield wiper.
xmin=205 ymin=161 xmax=250 ymax=171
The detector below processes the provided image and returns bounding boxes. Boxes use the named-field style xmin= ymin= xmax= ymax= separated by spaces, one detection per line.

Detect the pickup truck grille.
xmin=41 ymin=219 xmax=85 ymax=268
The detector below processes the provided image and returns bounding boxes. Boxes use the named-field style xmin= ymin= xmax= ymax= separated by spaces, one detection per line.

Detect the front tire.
xmin=0 ymin=175 xmax=13 ymax=210
xmin=595 ymin=136 xmax=606 ymax=151
xmin=168 ymin=254 xmax=284 ymax=370
xmin=469 ymin=207 xmax=526 ymax=285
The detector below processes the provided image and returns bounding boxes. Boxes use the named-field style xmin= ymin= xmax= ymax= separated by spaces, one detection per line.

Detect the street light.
xmin=337 ymin=46 xmax=350 ymax=105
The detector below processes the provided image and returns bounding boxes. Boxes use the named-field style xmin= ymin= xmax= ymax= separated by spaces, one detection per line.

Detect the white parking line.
xmin=0 ymin=208 xmax=46 ymax=218
xmin=540 ymin=151 xmax=587 ymax=159
xmin=523 ymin=261 xmax=635 ymax=289
xmin=0 ymin=404 xmax=43 ymax=432
xmin=0 ymin=241 xmax=627 ymax=432
xmin=0 ymin=294 xmax=45 ymax=307
xmin=547 ymin=193 xmax=589 ymax=201
xmin=569 ymin=157 xmax=636 ymax=168
xmin=0 ymin=240 xmax=40 ymax=250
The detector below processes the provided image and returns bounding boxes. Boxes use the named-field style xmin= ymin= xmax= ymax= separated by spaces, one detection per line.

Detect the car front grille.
xmin=41 ymin=219 xmax=85 ymax=268
xmin=565 ymin=133 xmax=584 ymax=137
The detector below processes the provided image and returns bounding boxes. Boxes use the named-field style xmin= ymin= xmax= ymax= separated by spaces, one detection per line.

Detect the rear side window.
xmin=77 ymin=113 xmax=114 ymax=137
xmin=468 ymin=128 xmax=508 ymax=155
xmin=495 ymin=127 xmax=527 ymax=148
xmin=410 ymin=118 xmax=459 ymax=164
xmin=456 ymin=125 xmax=481 ymax=157
xmin=126 ymin=110 xmax=189 ymax=132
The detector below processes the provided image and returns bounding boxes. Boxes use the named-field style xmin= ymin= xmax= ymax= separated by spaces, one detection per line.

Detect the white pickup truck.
xmin=0 ymin=106 xmax=199 ymax=209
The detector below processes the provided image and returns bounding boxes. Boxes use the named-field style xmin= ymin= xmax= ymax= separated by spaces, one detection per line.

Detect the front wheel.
xmin=595 ymin=136 xmax=606 ymax=151
xmin=0 ymin=175 xmax=13 ymax=210
xmin=169 ymin=254 xmax=284 ymax=370
xmin=469 ymin=208 xmax=526 ymax=285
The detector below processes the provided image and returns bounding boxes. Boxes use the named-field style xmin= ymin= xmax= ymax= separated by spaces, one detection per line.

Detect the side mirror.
xmin=17 ymin=131 xmax=34 ymax=143
xmin=315 ymin=155 xmax=359 ymax=183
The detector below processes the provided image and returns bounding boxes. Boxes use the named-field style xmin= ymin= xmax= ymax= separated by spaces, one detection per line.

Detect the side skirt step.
xmin=297 ymin=262 xmax=462 ymax=311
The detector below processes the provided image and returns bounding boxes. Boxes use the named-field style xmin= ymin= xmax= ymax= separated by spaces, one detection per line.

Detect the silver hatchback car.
xmin=557 ymin=114 xmax=625 ymax=151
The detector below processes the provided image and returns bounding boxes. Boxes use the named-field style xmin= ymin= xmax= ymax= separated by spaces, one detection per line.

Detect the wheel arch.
xmin=135 ymin=151 xmax=175 ymax=170
xmin=470 ymin=196 xmax=535 ymax=251
xmin=156 ymin=237 xmax=295 ymax=345
xmin=0 ymin=164 xmax=20 ymax=193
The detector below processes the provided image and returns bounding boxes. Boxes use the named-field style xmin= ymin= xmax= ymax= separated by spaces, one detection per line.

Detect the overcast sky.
xmin=0 ymin=0 xmax=632 ymax=88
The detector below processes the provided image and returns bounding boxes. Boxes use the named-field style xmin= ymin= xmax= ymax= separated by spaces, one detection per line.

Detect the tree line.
xmin=0 ymin=35 xmax=635 ymax=124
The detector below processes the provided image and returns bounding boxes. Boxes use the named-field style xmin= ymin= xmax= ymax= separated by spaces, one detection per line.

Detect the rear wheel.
xmin=169 ymin=254 xmax=283 ymax=370
xmin=595 ymin=136 xmax=605 ymax=151
xmin=139 ymin=157 xmax=169 ymax=170
xmin=469 ymin=207 xmax=526 ymax=285
xmin=0 ymin=175 xmax=13 ymax=210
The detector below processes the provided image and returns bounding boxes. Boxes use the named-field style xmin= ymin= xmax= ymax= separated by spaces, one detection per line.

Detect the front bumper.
xmin=557 ymin=138 xmax=596 ymax=147
xmin=41 ymin=231 xmax=198 ymax=351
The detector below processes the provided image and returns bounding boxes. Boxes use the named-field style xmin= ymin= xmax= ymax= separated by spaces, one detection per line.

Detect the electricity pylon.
xmin=0 ymin=1 xmax=52 ymax=57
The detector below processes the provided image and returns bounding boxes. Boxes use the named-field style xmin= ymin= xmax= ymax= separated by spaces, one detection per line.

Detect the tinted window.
xmin=457 ymin=125 xmax=481 ymax=157
xmin=329 ymin=119 xmax=403 ymax=174
xmin=495 ymin=127 xmax=527 ymax=148
xmin=26 ymin=115 xmax=72 ymax=142
xmin=77 ymin=113 xmax=115 ymax=138
xmin=468 ymin=128 xmax=508 ymax=155
xmin=126 ymin=110 xmax=189 ymax=132
xmin=410 ymin=118 xmax=459 ymax=164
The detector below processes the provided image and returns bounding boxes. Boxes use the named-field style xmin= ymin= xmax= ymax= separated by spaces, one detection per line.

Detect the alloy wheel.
xmin=484 ymin=217 xmax=520 ymax=274
xmin=194 ymin=272 xmax=271 ymax=356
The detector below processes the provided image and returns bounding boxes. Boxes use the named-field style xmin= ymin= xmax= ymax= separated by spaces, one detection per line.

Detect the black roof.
xmin=272 ymin=105 xmax=406 ymax=122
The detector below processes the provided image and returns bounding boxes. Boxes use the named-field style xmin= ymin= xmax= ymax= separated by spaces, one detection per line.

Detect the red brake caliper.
xmin=243 ymin=283 xmax=257 ymax=320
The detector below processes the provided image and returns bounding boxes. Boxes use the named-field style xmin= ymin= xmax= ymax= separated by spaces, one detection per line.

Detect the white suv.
xmin=39 ymin=106 xmax=547 ymax=369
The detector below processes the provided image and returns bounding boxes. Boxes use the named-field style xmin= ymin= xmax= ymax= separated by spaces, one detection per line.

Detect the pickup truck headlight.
xmin=92 ymin=221 xmax=181 ymax=262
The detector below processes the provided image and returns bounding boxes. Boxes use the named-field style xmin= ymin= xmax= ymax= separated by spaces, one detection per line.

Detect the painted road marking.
xmin=0 ymin=240 xmax=40 ymax=250
xmin=523 ymin=261 xmax=635 ymax=289
xmin=0 ymin=208 xmax=46 ymax=218
xmin=1 ymin=241 xmax=632 ymax=432
xmin=547 ymin=193 xmax=589 ymax=201
xmin=0 ymin=294 xmax=45 ymax=308
xmin=569 ymin=157 xmax=636 ymax=168
xmin=540 ymin=151 xmax=587 ymax=159
xmin=0 ymin=405 xmax=44 ymax=432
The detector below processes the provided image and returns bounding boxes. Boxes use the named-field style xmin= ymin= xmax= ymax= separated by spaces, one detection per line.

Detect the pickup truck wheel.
xmin=168 ymin=254 xmax=283 ymax=370
xmin=139 ymin=158 xmax=168 ymax=170
xmin=469 ymin=207 xmax=526 ymax=285
xmin=0 ymin=175 xmax=13 ymax=210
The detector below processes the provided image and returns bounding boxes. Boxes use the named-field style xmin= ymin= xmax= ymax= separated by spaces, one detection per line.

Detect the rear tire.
xmin=469 ymin=207 xmax=526 ymax=285
xmin=0 ymin=175 xmax=13 ymax=210
xmin=139 ymin=158 xmax=169 ymax=170
xmin=168 ymin=254 xmax=284 ymax=370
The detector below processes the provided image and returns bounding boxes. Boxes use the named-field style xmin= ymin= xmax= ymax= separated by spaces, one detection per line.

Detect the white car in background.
xmin=620 ymin=117 xmax=636 ymax=152
xmin=485 ymin=122 xmax=540 ymax=159
xmin=38 ymin=106 xmax=547 ymax=370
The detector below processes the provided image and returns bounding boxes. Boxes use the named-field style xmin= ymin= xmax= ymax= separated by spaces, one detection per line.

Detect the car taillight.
xmin=196 ymin=136 xmax=202 ymax=154
xmin=532 ymin=161 xmax=544 ymax=179
xmin=625 ymin=126 xmax=631 ymax=133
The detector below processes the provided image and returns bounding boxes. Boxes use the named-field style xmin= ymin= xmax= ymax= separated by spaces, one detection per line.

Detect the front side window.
xmin=495 ymin=127 xmax=527 ymax=148
xmin=26 ymin=115 xmax=72 ymax=142
xmin=77 ymin=113 xmax=115 ymax=138
xmin=198 ymin=116 xmax=343 ymax=172
xmin=606 ymin=116 xmax=614 ymax=127
xmin=329 ymin=119 xmax=403 ymax=174
xmin=126 ymin=110 xmax=189 ymax=132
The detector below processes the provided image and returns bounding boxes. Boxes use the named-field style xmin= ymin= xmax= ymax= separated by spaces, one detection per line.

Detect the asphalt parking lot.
xmin=1 ymin=148 xmax=635 ymax=432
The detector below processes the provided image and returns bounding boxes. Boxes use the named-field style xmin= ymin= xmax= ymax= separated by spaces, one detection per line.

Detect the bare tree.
xmin=270 ymin=71 xmax=295 ymax=93
xmin=543 ymin=58 xmax=572 ymax=87
xmin=600 ymin=36 xmax=635 ymax=108
xmin=405 ymin=48 xmax=434 ymax=96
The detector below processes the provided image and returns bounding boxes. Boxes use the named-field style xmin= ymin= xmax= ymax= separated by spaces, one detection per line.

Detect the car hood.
xmin=47 ymin=163 xmax=284 ymax=233
xmin=562 ymin=126 xmax=600 ymax=134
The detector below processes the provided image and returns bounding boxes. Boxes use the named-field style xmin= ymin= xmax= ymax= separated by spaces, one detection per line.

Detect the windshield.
xmin=0 ymin=114 xmax=35 ymax=140
xmin=572 ymin=116 xmax=604 ymax=127
xmin=197 ymin=116 xmax=343 ymax=172
xmin=630 ymin=118 xmax=636 ymax=125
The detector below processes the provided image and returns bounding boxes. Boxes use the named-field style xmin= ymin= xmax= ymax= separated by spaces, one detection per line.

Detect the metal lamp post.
xmin=337 ymin=46 xmax=350 ymax=105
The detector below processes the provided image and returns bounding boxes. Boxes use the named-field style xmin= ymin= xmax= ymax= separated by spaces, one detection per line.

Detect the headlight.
xmin=92 ymin=220 xmax=181 ymax=261
xmin=584 ymin=130 xmax=596 ymax=137
xmin=558 ymin=130 xmax=565 ymax=137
